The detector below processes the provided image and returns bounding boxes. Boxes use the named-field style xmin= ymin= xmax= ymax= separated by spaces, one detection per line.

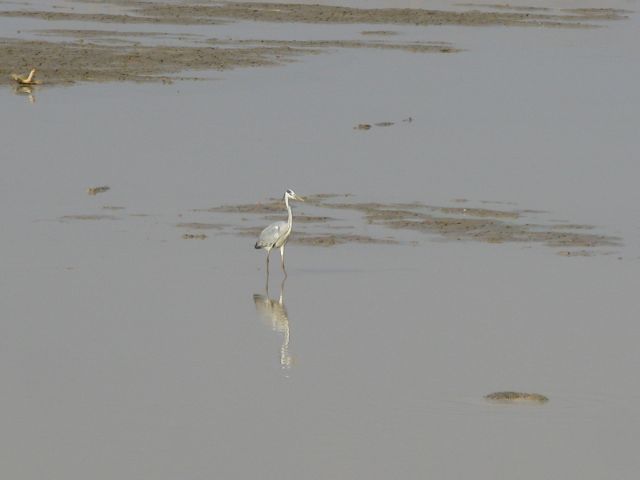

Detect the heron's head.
xmin=284 ymin=189 xmax=305 ymax=202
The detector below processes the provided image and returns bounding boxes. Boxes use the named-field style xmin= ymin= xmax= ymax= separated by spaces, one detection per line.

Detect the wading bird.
xmin=11 ymin=69 xmax=41 ymax=86
xmin=255 ymin=189 xmax=304 ymax=274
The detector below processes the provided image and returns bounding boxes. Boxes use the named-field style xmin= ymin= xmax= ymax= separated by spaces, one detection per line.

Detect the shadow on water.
xmin=252 ymin=276 xmax=293 ymax=373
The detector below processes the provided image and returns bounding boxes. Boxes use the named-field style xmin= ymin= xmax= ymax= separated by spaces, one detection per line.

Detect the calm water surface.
xmin=1 ymin=1 xmax=639 ymax=478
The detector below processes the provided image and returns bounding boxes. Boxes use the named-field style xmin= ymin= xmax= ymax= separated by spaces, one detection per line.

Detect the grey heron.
xmin=255 ymin=189 xmax=304 ymax=274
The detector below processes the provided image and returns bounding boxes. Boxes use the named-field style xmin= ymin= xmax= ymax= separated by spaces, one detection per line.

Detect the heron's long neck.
xmin=285 ymin=196 xmax=292 ymax=229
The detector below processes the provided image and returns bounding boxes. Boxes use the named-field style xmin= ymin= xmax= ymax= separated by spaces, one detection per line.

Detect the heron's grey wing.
xmin=256 ymin=221 xmax=287 ymax=248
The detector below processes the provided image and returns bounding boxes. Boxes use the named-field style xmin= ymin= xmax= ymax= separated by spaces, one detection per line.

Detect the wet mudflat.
xmin=1 ymin=1 xmax=628 ymax=26
xmin=204 ymin=193 xmax=620 ymax=251
xmin=1 ymin=1 xmax=640 ymax=479
xmin=0 ymin=0 xmax=627 ymax=84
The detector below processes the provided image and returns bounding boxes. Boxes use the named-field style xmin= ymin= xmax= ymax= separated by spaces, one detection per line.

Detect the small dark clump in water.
xmin=485 ymin=391 xmax=549 ymax=403
xmin=86 ymin=186 xmax=110 ymax=195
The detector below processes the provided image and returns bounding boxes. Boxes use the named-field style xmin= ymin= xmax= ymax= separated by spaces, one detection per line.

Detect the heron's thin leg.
xmin=266 ymin=250 xmax=271 ymax=275
xmin=280 ymin=245 xmax=287 ymax=276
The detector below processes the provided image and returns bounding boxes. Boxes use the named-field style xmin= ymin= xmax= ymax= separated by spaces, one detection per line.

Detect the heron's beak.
xmin=294 ymin=194 xmax=305 ymax=202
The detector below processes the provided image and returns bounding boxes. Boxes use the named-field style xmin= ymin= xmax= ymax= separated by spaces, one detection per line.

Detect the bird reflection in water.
xmin=253 ymin=276 xmax=293 ymax=371
xmin=13 ymin=85 xmax=36 ymax=104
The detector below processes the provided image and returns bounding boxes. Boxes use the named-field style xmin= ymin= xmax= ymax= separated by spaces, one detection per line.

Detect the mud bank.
xmin=0 ymin=1 xmax=626 ymax=85
xmin=0 ymin=35 xmax=455 ymax=85
xmin=0 ymin=38 xmax=307 ymax=84
xmin=202 ymin=194 xmax=621 ymax=252
xmin=1 ymin=2 xmax=626 ymax=27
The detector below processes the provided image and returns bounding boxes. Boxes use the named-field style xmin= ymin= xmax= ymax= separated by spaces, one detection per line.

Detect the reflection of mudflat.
xmin=253 ymin=278 xmax=292 ymax=370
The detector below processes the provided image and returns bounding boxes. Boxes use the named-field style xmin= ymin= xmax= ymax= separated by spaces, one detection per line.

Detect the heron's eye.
xmin=286 ymin=189 xmax=293 ymax=195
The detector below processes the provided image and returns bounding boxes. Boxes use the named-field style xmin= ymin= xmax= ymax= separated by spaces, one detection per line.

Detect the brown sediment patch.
xmin=132 ymin=2 xmax=625 ymax=27
xmin=202 ymin=201 xmax=284 ymax=214
xmin=310 ymin=199 xmax=419 ymax=209
xmin=360 ymin=30 xmax=398 ymax=36
xmin=304 ymin=193 xmax=353 ymax=203
xmin=485 ymin=391 xmax=549 ymax=404
xmin=562 ymin=8 xmax=633 ymax=18
xmin=176 ymin=222 xmax=225 ymax=230
xmin=208 ymin=194 xmax=620 ymax=252
xmin=233 ymin=226 xmax=396 ymax=246
xmin=456 ymin=4 xmax=552 ymax=12
xmin=0 ymin=10 xmax=226 ymax=25
xmin=262 ymin=215 xmax=336 ymax=223
xmin=34 ymin=29 xmax=204 ymax=47
xmin=433 ymin=206 xmax=519 ymax=218
xmin=60 ymin=214 xmax=118 ymax=221
xmin=212 ymin=38 xmax=460 ymax=54
xmin=35 ymin=29 xmax=203 ymax=40
xmin=86 ymin=185 xmax=110 ymax=195
xmin=547 ymin=224 xmax=594 ymax=230
xmin=556 ymin=250 xmax=597 ymax=257
xmin=0 ymin=38 xmax=308 ymax=85
xmin=354 ymin=117 xmax=414 ymax=131
xmin=182 ymin=233 xmax=207 ymax=239
xmin=368 ymin=212 xmax=619 ymax=248
xmin=102 ymin=205 xmax=125 ymax=210
xmin=539 ymin=230 xmax=616 ymax=248
xmin=293 ymin=233 xmax=398 ymax=246
xmin=0 ymin=0 xmax=624 ymax=34
xmin=0 ymin=0 xmax=623 ymax=86
xmin=327 ymin=225 xmax=355 ymax=230
xmin=480 ymin=199 xmax=518 ymax=205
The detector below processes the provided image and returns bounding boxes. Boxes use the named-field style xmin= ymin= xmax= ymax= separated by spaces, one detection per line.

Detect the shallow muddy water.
xmin=1 ymin=1 xmax=640 ymax=479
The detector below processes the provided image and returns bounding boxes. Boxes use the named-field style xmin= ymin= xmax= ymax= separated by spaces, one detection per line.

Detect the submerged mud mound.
xmin=485 ymin=391 xmax=549 ymax=404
